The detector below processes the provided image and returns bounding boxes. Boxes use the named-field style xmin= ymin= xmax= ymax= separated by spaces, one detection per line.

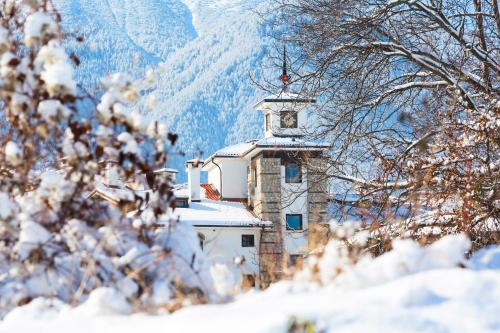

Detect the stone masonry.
xmin=249 ymin=155 xmax=283 ymax=283
xmin=306 ymin=157 xmax=329 ymax=247
xmin=249 ymin=153 xmax=328 ymax=284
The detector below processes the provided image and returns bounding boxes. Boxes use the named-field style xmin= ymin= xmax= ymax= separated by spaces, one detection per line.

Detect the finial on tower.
xmin=279 ymin=45 xmax=290 ymax=90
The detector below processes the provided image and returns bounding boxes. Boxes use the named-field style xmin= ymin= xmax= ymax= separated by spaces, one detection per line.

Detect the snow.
xmin=93 ymin=177 xmax=136 ymax=203
xmin=4 ymin=141 xmax=22 ymax=166
xmin=24 ymin=11 xmax=57 ymax=46
xmin=173 ymin=183 xmax=190 ymax=199
xmin=311 ymin=234 xmax=471 ymax=288
xmin=1 ymin=235 xmax=499 ymax=333
xmin=172 ymin=183 xmax=269 ymax=227
xmin=54 ymin=0 xmax=271 ymax=182
xmin=155 ymin=168 xmax=179 ymax=174
xmin=15 ymin=221 xmax=52 ymax=260
xmin=260 ymin=91 xmax=314 ymax=102
xmin=173 ymin=180 xmax=271 ymax=227
xmin=0 ymin=52 xmax=15 ymax=77
xmin=209 ymin=263 xmax=241 ymax=297
xmin=38 ymin=99 xmax=71 ymax=123
xmin=205 ymin=137 xmax=328 ymax=161
xmin=208 ymin=141 xmax=257 ymax=157
xmin=0 ymin=26 xmax=8 ymax=46
xmin=0 ymin=192 xmax=13 ymax=219
xmin=117 ymin=132 xmax=139 ymax=154
xmin=256 ymin=137 xmax=329 ymax=149
xmin=174 ymin=199 xmax=267 ymax=227
xmin=71 ymin=288 xmax=132 ymax=316
xmin=37 ymin=170 xmax=75 ymax=205
xmin=35 ymin=40 xmax=76 ymax=96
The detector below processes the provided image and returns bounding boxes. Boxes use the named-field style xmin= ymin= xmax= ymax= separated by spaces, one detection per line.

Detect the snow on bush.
xmin=24 ymin=11 xmax=57 ymax=46
xmin=1 ymin=234 xmax=498 ymax=333
xmin=0 ymin=1 xmax=220 ymax=318
xmin=299 ymin=228 xmax=473 ymax=288
xmin=4 ymin=141 xmax=22 ymax=166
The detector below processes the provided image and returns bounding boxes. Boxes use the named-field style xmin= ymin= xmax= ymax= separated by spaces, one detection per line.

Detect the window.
xmin=241 ymin=234 xmax=255 ymax=247
xmin=175 ymin=199 xmax=188 ymax=208
xmin=285 ymin=162 xmax=302 ymax=183
xmin=286 ymin=214 xmax=303 ymax=230
xmin=280 ymin=111 xmax=298 ymax=128
xmin=265 ymin=113 xmax=271 ymax=132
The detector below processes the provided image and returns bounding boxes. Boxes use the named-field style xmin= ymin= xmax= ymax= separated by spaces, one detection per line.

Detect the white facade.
xmin=205 ymin=157 xmax=248 ymax=199
xmin=280 ymin=165 xmax=309 ymax=255
xmin=197 ymin=227 xmax=260 ymax=275
xmin=255 ymin=92 xmax=313 ymax=139
xmin=173 ymin=190 xmax=269 ymax=277
xmin=186 ymin=161 xmax=201 ymax=202
xmin=171 ymin=88 xmax=326 ymax=281
xmin=263 ymin=106 xmax=308 ymax=138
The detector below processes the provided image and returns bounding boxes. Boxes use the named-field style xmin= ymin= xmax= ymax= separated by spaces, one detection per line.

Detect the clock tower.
xmin=254 ymin=47 xmax=316 ymax=138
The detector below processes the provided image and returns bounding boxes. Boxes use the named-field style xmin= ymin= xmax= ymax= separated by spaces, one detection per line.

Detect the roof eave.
xmin=254 ymin=98 xmax=316 ymax=110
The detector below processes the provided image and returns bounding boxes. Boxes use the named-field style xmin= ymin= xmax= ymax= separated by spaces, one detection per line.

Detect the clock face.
xmin=280 ymin=111 xmax=297 ymax=128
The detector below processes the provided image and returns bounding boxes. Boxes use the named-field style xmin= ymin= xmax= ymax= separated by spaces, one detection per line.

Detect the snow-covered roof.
xmin=254 ymin=92 xmax=316 ymax=108
xmin=91 ymin=177 xmax=150 ymax=205
xmin=207 ymin=141 xmax=257 ymax=158
xmin=154 ymin=168 xmax=178 ymax=174
xmin=204 ymin=137 xmax=329 ymax=164
xmin=173 ymin=183 xmax=190 ymax=199
xmin=172 ymin=183 xmax=270 ymax=228
xmin=173 ymin=200 xmax=269 ymax=227
xmin=256 ymin=137 xmax=329 ymax=149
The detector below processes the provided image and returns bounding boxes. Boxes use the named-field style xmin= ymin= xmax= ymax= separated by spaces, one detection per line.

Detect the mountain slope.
xmin=55 ymin=0 xmax=272 ymax=180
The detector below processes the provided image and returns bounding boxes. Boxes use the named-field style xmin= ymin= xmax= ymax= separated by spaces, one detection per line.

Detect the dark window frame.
xmin=280 ymin=111 xmax=298 ymax=129
xmin=285 ymin=162 xmax=302 ymax=183
xmin=241 ymin=234 xmax=255 ymax=247
xmin=286 ymin=214 xmax=303 ymax=231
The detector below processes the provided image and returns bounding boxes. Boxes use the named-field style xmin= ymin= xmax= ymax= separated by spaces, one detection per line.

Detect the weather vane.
xmin=279 ymin=45 xmax=290 ymax=89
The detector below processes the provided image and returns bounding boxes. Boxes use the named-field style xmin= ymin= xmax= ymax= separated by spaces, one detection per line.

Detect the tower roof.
xmin=254 ymin=91 xmax=316 ymax=110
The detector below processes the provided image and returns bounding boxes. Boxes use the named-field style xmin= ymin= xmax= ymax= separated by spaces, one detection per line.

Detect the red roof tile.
xmin=201 ymin=183 xmax=221 ymax=201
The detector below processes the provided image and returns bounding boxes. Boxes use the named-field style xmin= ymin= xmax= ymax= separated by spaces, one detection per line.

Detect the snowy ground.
xmin=1 ymin=235 xmax=499 ymax=333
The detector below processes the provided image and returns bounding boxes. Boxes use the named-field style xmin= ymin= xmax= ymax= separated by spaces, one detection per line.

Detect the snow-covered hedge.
xmin=0 ymin=1 xmax=219 ymax=317
xmin=1 ymin=234 xmax=498 ymax=333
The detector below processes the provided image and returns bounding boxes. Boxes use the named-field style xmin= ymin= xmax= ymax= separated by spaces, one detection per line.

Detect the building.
xmin=92 ymin=63 xmax=330 ymax=285
xmin=175 ymin=77 xmax=329 ymax=283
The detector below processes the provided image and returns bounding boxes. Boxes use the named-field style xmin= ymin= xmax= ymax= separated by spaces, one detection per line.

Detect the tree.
xmin=0 ymin=0 xmax=216 ymax=316
xmin=270 ymin=0 xmax=499 ymax=247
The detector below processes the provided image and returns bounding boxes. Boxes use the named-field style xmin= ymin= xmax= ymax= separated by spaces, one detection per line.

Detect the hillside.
xmin=54 ymin=0 xmax=272 ymax=180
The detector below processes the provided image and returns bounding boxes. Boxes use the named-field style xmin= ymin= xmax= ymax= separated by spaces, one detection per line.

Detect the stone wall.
xmin=248 ymin=153 xmax=329 ymax=284
xmin=251 ymin=155 xmax=284 ymax=284
xmin=306 ymin=157 xmax=329 ymax=248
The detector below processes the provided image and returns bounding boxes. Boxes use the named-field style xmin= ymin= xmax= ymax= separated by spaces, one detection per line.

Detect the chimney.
xmin=186 ymin=159 xmax=201 ymax=202
xmin=105 ymin=161 xmax=121 ymax=188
